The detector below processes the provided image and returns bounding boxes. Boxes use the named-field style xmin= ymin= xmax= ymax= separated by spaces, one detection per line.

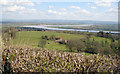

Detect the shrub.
xmin=9 ymin=54 xmax=16 ymax=61
xmin=2 ymin=27 xmax=17 ymax=46
xmin=49 ymin=35 xmax=56 ymax=41
xmin=66 ymin=39 xmax=85 ymax=52
xmin=38 ymin=39 xmax=46 ymax=48
xmin=41 ymin=35 xmax=48 ymax=40
xmin=2 ymin=27 xmax=17 ymax=39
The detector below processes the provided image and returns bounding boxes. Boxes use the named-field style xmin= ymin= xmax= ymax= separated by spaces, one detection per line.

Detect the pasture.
xmin=11 ymin=31 xmax=116 ymax=52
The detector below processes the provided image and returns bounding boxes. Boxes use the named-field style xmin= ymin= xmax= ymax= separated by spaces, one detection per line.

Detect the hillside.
xmin=2 ymin=28 xmax=120 ymax=73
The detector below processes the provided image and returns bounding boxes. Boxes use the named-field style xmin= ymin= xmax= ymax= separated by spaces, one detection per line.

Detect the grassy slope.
xmin=11 ymin=31 xmax=117 ymax=51
xmin=11 ymin=31 xmax=85 ymax=51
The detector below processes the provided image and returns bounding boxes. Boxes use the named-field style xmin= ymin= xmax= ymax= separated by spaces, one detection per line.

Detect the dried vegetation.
xmin=2 ymin=46 xmax=120 ymax=73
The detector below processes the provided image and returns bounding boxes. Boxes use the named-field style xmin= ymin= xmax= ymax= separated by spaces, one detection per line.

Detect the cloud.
xmin=3 ymin=5 xmax=25 ymax=12
xmin=1 ymin=0 xmax=36 ymax=15
xmin=3 ymin=4 xmax=36 ymax=15
xmin=70 ymin=6 xmax=90 ymax=14
xmin=93 ymin=12 xmax=117 ymax=21
xmin=0 ymin=0 xmax=14 ymax=6
xmin=60 ymin=8 xmax=66 ymax=11
xmin=47 ymin=6 xmax=92 ymax=20
xmin=108 ymin=8 xmax=118 ymax=12
xmin=70 ymin=6 xmax=81 ymax=10
xmin=94 ymin=0 xmax=118 ymax=7
xmin=48 ymin=10 xmax=56 ymax=14
xmin=88 ymin=3 xmax=90 ymax=5
xmin=91 ymin=7 xmax=97 ymax=9
xmin=107 ymin=8 xmax=118 ymax=14
xmin=37 ymin=2 xmax=41 ymax=5
xmin=48 ymin=10 xmax=66 ymax=15
xmin=102 ymin=0 xmax=117 ymax=2
xmin=19 ymin=8 xmax=37 ymax=14
xmin=0 ymin=0 xmax=34 ymax=6
xmin=95 ymin=2 xmax=112 ymax=7
xmin=16 ymin=0 xmax=34 ymax=6
xmin=48 ymin=6 xmax=54 ymax=8
xmin=82 ymin=10 xmax=90 ymax=14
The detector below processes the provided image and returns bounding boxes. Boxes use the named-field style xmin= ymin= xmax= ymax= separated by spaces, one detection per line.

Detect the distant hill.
xmin=1 ymin=19 xmax=118 ymax=25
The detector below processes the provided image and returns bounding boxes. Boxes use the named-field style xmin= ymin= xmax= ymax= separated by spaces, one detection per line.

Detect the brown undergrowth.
xmin=2 ymin=46 xmax=120 ymax=73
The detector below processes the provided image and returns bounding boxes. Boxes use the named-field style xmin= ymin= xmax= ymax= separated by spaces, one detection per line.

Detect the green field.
xmin=10 ymin=31 xmax=117 ymax=52
xmin=11 ymin=31 xmax=85 ymax=51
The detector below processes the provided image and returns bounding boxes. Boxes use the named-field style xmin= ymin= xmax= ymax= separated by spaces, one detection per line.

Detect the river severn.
xmin=23 ymin=25 xmax=120 ymax=34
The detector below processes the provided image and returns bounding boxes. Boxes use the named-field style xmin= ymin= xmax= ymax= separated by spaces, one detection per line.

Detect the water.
xmin=23 ymin=25 xmax=120 ymax=34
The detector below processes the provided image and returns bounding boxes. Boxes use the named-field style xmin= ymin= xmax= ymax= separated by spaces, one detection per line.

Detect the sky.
xmin=0 ymin=0 xmax=119 ymax=22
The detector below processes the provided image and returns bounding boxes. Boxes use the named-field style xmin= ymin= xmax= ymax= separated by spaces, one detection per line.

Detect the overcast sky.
xmin=0 ymin=0 xmax=119 ymax=21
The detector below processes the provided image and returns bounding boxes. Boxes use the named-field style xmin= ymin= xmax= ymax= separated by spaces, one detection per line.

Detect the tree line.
xmin=66 ymin=35 xmax=119 ymax=56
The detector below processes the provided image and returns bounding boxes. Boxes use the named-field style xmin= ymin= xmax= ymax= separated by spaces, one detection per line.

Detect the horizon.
xmin=1 ymin=19 xmax=118 ymax=22
xmin=1 ymin=19 xmax=118 ymax=24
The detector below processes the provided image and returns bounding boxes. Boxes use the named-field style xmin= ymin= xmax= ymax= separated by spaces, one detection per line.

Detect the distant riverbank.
xmin=22 ymin=25 xmax=120 ymax=34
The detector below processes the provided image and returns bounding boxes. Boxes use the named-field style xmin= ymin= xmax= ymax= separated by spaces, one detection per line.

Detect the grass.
xmin=11 ymin=31 xmax=116 ymax=51
xmin=45 ymin=41 xmax=68 ymax=51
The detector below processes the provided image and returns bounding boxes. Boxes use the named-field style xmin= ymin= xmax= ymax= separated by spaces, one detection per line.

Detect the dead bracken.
xmin=2 ymin=46 xmax=120 ymax=73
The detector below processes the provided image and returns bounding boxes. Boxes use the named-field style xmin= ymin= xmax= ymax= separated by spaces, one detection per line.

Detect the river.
xmin=23 ymin=25 xmax=120 ymax=34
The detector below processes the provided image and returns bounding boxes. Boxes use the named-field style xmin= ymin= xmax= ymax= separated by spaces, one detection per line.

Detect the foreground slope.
xmin=2 ymin=46 xmax=120 ymax=73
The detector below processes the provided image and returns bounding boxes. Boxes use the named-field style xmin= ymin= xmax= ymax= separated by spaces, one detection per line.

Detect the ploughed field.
xmin=11 ymin=31 xmax=117 ymax=51
xmin=2 ymin=46 xmax=120 ymax=72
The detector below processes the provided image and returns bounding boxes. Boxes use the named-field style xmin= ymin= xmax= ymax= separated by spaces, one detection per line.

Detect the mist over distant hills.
xmin=1 ymin=19 xmax=118 ymax=25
